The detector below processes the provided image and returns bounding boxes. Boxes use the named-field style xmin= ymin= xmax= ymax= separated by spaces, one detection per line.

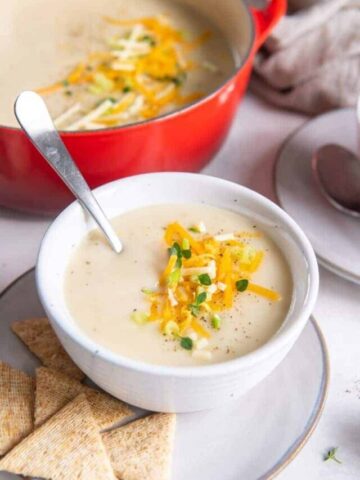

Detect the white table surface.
xmin=0 ymin=93 xmax=359 ymax=479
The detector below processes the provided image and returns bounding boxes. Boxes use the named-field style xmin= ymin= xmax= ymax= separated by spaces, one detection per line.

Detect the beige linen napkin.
xmin=251 ymin=0 xmax=360 ymax=114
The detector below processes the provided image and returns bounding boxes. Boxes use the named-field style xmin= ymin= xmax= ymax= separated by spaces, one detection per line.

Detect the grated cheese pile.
xmin=37 ymin=15 xmax=217 ymax=130
xmin=131 ymin=222 xmax=281 ymax=360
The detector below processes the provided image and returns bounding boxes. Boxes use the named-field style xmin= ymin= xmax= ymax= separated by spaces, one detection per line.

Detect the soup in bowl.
xmin=36 ymin=173 xmax=318 ymax=412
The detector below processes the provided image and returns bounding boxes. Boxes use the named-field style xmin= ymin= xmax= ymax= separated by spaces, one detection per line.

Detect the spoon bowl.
xmin=313 ymin=143 xmax=360 ymax=218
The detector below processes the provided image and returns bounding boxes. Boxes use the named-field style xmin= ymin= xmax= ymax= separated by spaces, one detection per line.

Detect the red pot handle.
xmin=251 ymin=0 xmax=287 ymax=51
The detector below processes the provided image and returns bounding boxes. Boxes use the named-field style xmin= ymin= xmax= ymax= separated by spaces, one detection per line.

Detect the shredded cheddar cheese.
xmin=37 ymin=15 xmax=216 ymax=130
xmin=132 ymin=221 xmax=282 ymax=357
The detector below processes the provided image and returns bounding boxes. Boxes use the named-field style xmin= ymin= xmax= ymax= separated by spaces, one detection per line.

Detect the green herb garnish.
xmin=198 ymin=273 xmax=211 ymax=286
xmin=168 ymin=241 xmax=191 ymax=264
xmin=196 ymin=292 xmax=207 ymax=304
xmin=189 ymin=304 xmax=200 ymax=316
xmin=62 ymin=79 xmax=70 ymax=87
xmin=181 ymin=239 xmax=192 ymax=259
xmin=168 ymin=242 xmax=183 ymax=268
xmin=236 ymin=279 xmax=249 ymax=292
xmin=168 ymin=242 xmax=182 ymax=257
xmin=188 ymin=226 xmax=200 ymax=233
xmin=164 ymin=72 xmax=187 ymax=86
xmin=188 ymin=291 xmax=207 ymax=316
xmin=64 ymin=90 xmax=73 ymax=96
xmin=141 ymin=35 xmax=156 ymax=46
xmin=180 ymin=336 xmax=193 ymax=350
xmin=324 ymin=448 xmax=341 ymax=464
xmin=123 ymin=85 xmax=132 ymax=93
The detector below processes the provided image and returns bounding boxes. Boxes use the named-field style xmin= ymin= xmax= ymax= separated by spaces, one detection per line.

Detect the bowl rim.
xmin=36 ymin=172 xmax=319 ymax=378
xmin=1 ymin=0 xmax=255 ymax=134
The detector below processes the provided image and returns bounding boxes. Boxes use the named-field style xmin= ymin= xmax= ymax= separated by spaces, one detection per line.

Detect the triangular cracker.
xmin=12 ymin=317 xmax=84 ymax=380
xmin=35 ymin=367 xmax=132 ymax=430
xmin=103 ymin=413 xmax=176 ymax=480
xmin=0 ymin=393 xmax=116 ymax=479
xmin=0 ymin=362 xmax=34 ymax=455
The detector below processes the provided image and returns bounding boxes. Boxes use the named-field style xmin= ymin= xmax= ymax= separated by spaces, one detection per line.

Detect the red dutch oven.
xmin=0 ymin=0 xmax=286 ymax=214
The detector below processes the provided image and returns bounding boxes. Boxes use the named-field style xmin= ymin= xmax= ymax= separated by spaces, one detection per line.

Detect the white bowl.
xmin=36 ymin=173 xmax=319 ymax=412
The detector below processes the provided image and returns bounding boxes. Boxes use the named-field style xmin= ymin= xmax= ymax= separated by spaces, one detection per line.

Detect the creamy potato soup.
xmin=1 ymin=0 xmax=234 ymax=129
xmin=65 ymin=204 xmax=293 ymax=367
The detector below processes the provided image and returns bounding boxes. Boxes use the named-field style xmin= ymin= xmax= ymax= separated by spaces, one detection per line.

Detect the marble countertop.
xmin=1 ymin=93 xmax=359 ymax=479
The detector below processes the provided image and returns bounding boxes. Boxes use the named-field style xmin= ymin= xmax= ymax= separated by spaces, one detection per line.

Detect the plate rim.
xmin=0 ymin=268 xmax=330 ymax=480
xmin=273 ymin=107 xmax=360 ymax=285
xmin=264 ymin=317 xmax=329 ymax=479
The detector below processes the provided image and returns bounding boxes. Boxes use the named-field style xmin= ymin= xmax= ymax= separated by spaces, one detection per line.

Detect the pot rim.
xmin=1 ymin=1 xmax=255 ymax=135
xmin=36 ymin=172 xmax=319 ymax=379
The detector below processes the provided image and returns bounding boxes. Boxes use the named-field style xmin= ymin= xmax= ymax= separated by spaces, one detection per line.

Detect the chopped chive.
xmin=164 ymin=321 xmax=180 ymax=336
xmin=198 ymin=273 xmax=211 ymax=286
xmin=236 ymin=279 xmax=249 ymax=292
xmin=211 ymin=314 xmax=221 ymax=330
xmin=168 ymin=268 xmax=181 ymax=287
xmin=180 ymin=336 xmax=193 ymax=350
xmin=181 ymin=238 xmax=190 ymax=250
xmin=141 ymin=288 xmax=155 ymax=295
xmin=123 ymin=85 xmax=132 ymax=93
xmin=182 ymin=249 xmax=191 ymax=259
xmin=62 ymin=80 xmax=70 ymax=87
xmin=188 ymin=226 xmax=200 ymax=233
xmin=130 ymin=311 xmax=149 ymax=325
xmin=88 ymin=84 xmax=103 ymax=95
xmin=93 ymin=72 xmax=114 ymax=92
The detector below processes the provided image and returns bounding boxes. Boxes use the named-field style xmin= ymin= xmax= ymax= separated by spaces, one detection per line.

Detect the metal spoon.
xmin=313 ymin=143 xmax=360 ymax=218
xmin=14 ymin=91 xmax=122 ymax=253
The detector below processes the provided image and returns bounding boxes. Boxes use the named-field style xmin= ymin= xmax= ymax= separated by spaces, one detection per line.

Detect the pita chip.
xmin=35 ymin=367 xmax=132 ymax=430
xmin=0 ymin=393 xmax=116 ymax=480
xmin=103 ymin=413 xmax=176 ymax=480
xmin=12 ymin=317 xmax=84 ymax=380
xmin=0 ymin=362 xmax=34 ymax=455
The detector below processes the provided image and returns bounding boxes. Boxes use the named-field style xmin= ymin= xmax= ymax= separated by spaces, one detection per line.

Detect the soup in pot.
xmin=0 ymin=0 xmax=235 ymax=129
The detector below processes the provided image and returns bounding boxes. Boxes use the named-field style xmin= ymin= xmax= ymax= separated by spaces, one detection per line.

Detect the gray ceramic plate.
xmin=0 ymin=270 xmax=328 ymax=480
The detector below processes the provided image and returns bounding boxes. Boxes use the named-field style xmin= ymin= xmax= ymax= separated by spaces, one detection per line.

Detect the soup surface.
xmin=65 ymin=204 xmax=293 ymax=367
xmin=0 ymin=0 xmax=234 ymax=129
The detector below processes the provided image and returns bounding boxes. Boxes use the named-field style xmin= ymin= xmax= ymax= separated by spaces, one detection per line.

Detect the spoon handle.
xmin=14 ymin=91 xmax=122 ymax=253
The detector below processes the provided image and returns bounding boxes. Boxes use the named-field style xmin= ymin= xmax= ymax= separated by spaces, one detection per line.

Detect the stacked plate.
xmin=275 ymin=108 xmax=360 ymax=284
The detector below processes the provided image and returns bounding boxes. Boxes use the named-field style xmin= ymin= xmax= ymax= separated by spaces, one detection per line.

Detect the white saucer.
xmin=0 ymin=270 xmax=329 ymax=480
xmin=275 ymin=108 xmax=360 ymax=284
